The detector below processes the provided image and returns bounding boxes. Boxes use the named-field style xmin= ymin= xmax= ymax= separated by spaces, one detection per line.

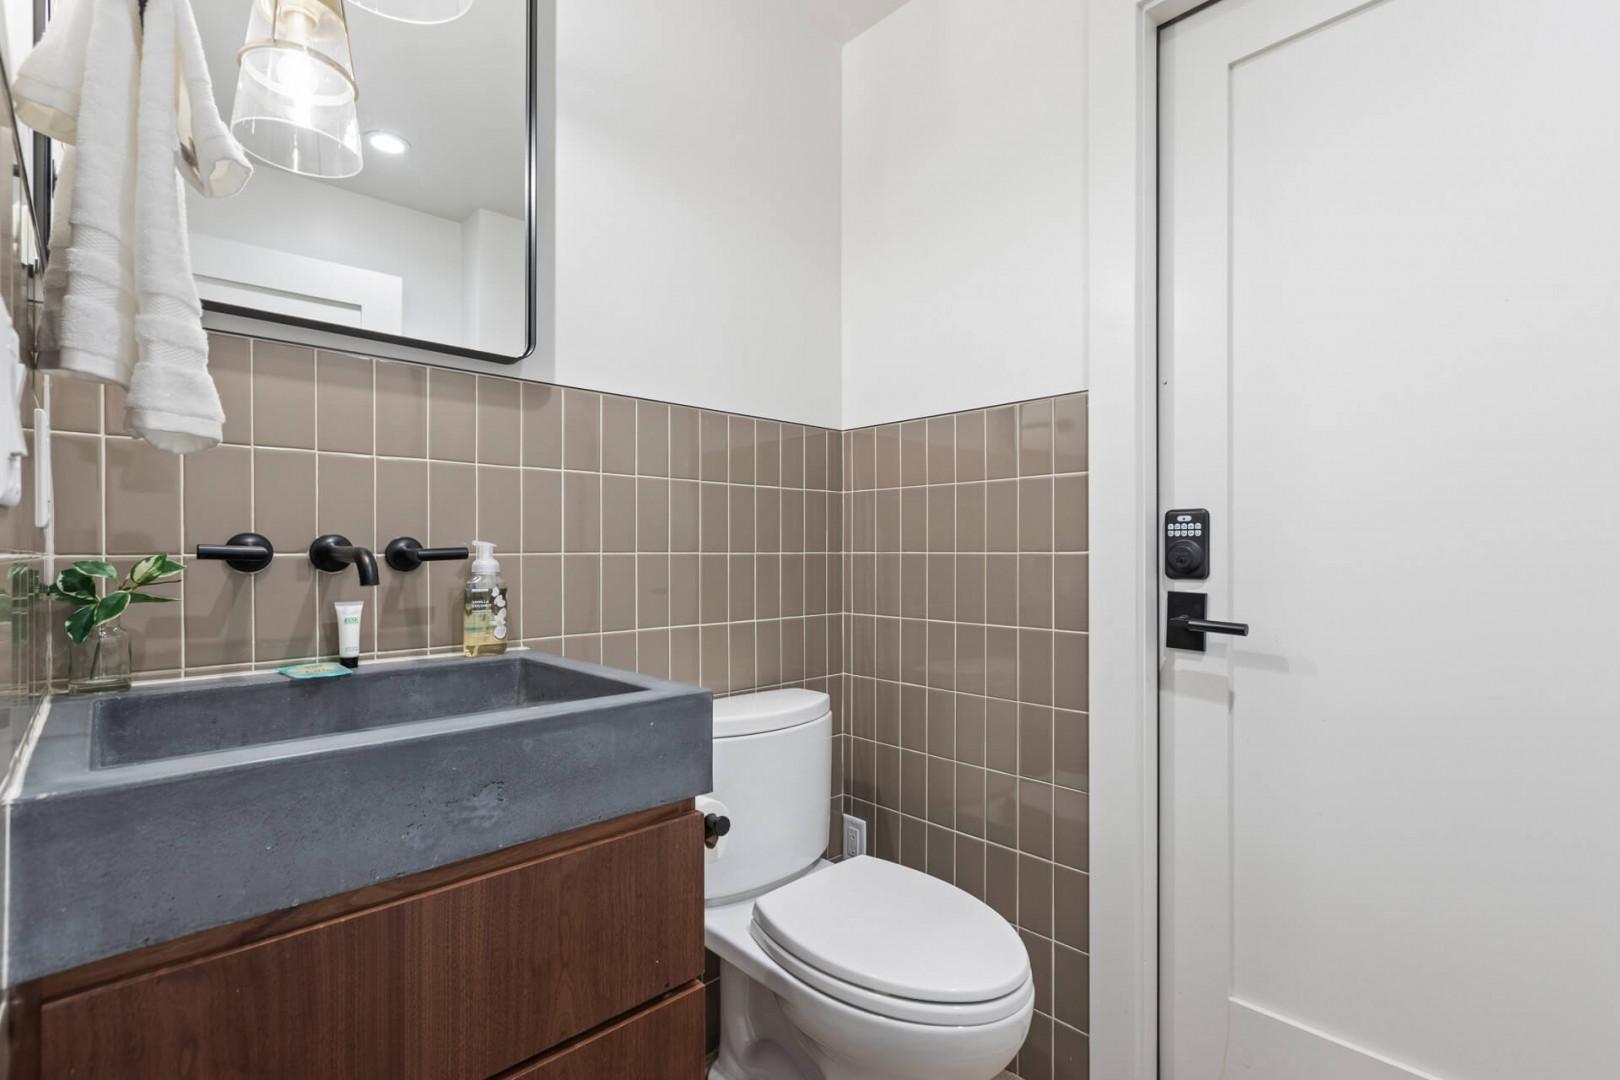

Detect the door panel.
xmin=1160 ymin=1 xmax=1620 ymax=1077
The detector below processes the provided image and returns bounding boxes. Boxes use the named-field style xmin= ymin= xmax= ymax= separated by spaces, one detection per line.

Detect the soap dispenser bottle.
xmin=463 ymin=540 xmax=509 ymax=657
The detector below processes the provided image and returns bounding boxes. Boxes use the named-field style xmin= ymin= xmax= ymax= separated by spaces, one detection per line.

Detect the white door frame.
xmin=1085 ymin=1 xmax=1206 ymax=1077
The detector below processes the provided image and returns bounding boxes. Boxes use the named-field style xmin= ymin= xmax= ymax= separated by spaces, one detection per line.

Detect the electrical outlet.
xmin=842 ymin=813 xmax=867 ymax=859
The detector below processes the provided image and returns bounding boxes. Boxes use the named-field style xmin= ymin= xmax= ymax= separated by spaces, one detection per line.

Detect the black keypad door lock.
xmin=1164 ymin=508 xmax=1209 ymax=579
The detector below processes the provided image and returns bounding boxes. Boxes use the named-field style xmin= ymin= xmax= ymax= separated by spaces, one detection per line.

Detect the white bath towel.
xmin=13 ymin=0 xmax=251 ymax=452
xmin=124 ymin=0 xmax=247 ymax=452
xmin=45 ymin=0 xmax=141 ymax=387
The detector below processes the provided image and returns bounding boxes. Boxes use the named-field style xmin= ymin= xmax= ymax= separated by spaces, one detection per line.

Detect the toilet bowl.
xmin=703 ymin=689 xmax=1033 ymax=1080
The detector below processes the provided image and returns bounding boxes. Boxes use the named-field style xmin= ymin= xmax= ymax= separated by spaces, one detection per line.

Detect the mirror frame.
xmin=34 ymin=0 xmax=540 ymax=368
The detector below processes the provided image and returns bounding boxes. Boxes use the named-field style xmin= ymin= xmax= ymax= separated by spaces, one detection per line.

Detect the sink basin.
xmin=6 ymin=651 xmax=711 ymax=984
xmin=91 ymin=657 xmax=640 ymax=768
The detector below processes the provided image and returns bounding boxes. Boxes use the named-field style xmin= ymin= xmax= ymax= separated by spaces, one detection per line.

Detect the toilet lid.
xmin=751 ymin=856 xmax=1028 ymax=1004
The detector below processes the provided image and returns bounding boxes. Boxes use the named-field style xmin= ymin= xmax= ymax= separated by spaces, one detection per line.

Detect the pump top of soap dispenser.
xmin=470 ymin=540 xmax=500 ymax=575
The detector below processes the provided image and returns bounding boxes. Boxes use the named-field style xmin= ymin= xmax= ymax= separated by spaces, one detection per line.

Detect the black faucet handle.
xmin=196 ymin=532 xmax=274 ymax=574
xmin=384 ymin=537 xmax=470 ymax=573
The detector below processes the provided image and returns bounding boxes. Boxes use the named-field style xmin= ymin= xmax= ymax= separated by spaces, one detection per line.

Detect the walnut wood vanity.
xmin=3 ymin=802 xmax=705 ymax=1080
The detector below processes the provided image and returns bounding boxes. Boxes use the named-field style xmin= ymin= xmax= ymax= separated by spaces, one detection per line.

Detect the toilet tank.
xmin=704 ymin=689 xmax=831 ymax=905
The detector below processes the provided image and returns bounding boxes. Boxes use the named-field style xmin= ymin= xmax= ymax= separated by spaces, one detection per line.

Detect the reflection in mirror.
xmin=186 ymin=0 xmax=533 ymax=360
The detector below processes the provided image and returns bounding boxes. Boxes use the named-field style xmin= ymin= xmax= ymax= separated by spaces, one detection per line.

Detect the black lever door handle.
xmin=1169 ymin=615 xmax=1249 ymax=636
xmin=1166 ymin=591 xmax=1248 ymax=652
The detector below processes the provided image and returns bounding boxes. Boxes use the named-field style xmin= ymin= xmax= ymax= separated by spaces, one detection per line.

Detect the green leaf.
xmin=64 ymin=605 xmax=97 ymax=643
xmin=131 ymin=554 xmax=185 ymax=586
xmin=94 ymin=590 xmax=132 ymax=625
xmin=129 ymin=554 xmax=164 ymax=585
xmin=73 ymin=559 xmax=118 ymax=580
xmin=124 ymin=592 xmax=177 ymax=604
xmin=51 ymin=568 xmax=98 ymax=602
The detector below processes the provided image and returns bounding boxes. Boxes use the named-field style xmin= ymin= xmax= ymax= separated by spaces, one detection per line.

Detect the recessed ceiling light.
xmin=366 ymin=130 xmax=410 ymax=155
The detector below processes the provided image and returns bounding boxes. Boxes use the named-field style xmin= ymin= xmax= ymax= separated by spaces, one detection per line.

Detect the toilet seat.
xmin=748 ymin=856 xmax=1032 ymax=1027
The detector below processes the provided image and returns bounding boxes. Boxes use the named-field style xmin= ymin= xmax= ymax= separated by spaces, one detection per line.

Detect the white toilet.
xmin=703 ymin=688 xmax=1034 ymax=1080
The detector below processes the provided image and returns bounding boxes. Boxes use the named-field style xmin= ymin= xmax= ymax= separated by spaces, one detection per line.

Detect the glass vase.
xmin=68 ymin=619 xmax=132 ymax=694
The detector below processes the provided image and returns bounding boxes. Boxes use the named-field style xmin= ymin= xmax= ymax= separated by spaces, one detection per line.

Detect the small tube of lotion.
xmin=334 ymin=600 xmax=365 ymax=669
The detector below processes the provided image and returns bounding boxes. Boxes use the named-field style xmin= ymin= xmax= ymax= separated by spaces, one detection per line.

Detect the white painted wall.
xmin=462 ymin=209 xmax=528 ymax=356
xmin=840 ymin=0 xmax=1088 ymax=428
xmin=550 ymin=0 xmax=844 ymax=427
xmin=186 ymin=166 xmax=465 ymax=345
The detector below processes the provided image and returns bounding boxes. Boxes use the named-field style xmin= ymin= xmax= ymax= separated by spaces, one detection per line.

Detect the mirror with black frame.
xmin=26 ymin=0 xmax=537 ymax=366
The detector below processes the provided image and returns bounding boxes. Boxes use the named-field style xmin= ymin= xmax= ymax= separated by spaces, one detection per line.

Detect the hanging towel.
xmin=124 ymin=0 xmax=250 ymax=452
xmin=8 ymin=0 xmax=92 ymax=144
xmin=13 ymin=0 xmax=252 ymax=452
xmin=41 ymin=0 xmax=141 ymax=387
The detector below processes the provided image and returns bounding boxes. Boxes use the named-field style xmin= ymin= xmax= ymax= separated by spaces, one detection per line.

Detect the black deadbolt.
xmin=1164 ymin=508 xmax=1210 ymax=580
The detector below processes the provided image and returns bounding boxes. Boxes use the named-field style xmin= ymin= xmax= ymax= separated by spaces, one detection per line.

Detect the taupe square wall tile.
xmin=564 ymin=390 xmax=602 ymax=472
xmin=927 ymin=417 xmax=955 ymax=484
xmin=986 ymin=405 xmax=1018 ymax=479
xmin=183 ymin=556 xmax=252 ymax=667
xmin=522 ymin=383 xmax=563 ymax=468
xmin=316 ymin=352 xmax=374 ymax=455
xmin=430 ymin=462 xmax=477 ymax=551
xmin=375 ymin=360 xmax=428 ymax=458
xmin=317 ymin=454 xmax=375 ymax=548
xmin=1019 ymin=400 xmax=1054 ymax=476
xmin=378 ymin=556 xmax=431 ymax=653
xmin=478 ymin=377 xmax=522 ymax=466
xmin=120 ymin=561 xmax=182 ymax=673
xmin=756 ymin=421 xmax=781 ymax=486
xmin=522 ymin=469 xmax=562 ymax=553
xmin=637 ymin=402 xmax=669 ymax=477
xmin=253 ymin=556 xmax=317 ymax=661
xmin=252 ymin=341 xmax=315 ymax=449
xmin=50 ymin=376 xmax=101 ymax=434
xmin=593 ymin=396 xmax=634 ymax=476
xmin=1054 ymin=394 xmax=1087 ymax=474
xmin=669 ymin=406 xmax=701 ymax=480
xmin=700 ymin=412 xmax=729 ymax=482
xmin=105 ymin=438 xmax=180 ymax=555
xmin=478 ymin=467 xmax=522 ymax=553
xmin=184 ymin=445 xmax=252 ymax=550
xmin=376 ymin=459 xmax=429 ymax=547
xmin=253 ymin=449 xmax=317 ymax=553
xmin=730 ymin=417 xmax=756 ymax=485
xmin=428 ymin=369 xmax=477 ymax=463
xmin=602 ymin=475 xmax=637 ymax=553
xmin=210 ymin=334 xmax=253 ymax=446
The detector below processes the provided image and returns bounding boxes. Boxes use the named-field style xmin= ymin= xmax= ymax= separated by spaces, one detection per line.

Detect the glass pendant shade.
xmin=347 ymin=0 xmax=476 ymax=26
xmin=231 ymin=0 xmax=364 ymax=179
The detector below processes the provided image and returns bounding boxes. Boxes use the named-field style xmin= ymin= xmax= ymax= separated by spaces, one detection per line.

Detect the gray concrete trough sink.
xmin=6 ymin=652 xmax=712 ymax=984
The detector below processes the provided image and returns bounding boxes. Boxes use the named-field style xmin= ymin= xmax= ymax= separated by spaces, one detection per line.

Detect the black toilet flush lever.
xmin=704 ymin=813 xmax=732 ymax=850
xmin=384 ymin=537 xmax=471 ymax=573
xmin=195 ymin=532 xmax=274 ymax=574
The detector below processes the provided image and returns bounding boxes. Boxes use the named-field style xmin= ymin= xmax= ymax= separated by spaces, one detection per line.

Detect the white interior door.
xmin=1158 ymin=1 xmax=1620 ymax=1077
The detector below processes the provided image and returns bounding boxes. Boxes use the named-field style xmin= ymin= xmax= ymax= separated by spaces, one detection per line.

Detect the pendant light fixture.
xmin=230 ymin=0 xmax=364 ymax=179
xmin=346 ymin=0 xmax=476 ymax=26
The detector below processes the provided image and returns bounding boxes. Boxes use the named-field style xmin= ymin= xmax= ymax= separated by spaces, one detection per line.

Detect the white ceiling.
xmin=195 ymin=0 xmax=529 ymax=223
xmin=808 ymin=0 xmax=912 ymax=43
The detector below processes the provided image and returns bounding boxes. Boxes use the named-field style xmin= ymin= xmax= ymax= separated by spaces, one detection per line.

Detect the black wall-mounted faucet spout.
xmin=309 ymin=534 xmax=380 ymax=587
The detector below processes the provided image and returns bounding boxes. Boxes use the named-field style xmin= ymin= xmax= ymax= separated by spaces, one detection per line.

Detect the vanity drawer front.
xmin=507 ymin=982 xmax=704 ymax=1080
xmin=39 ymin=812 xmax=704 ymax=1080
